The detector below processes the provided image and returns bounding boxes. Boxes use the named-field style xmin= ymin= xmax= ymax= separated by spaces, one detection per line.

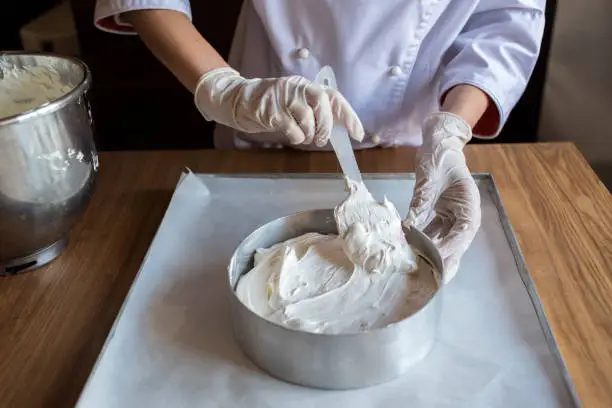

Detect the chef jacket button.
xmin=389 ymin=65 xmax=403 ymax=76
xmin=296 ymin=47 xmax=310 ymax=59
xmin=371 ymin=134 xmax=381 ymax=144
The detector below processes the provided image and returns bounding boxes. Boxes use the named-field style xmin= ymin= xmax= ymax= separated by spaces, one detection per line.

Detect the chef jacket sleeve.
xmin=94 ymin=0 xmax=192 ymax=34
xmin=439 ymin=0 xmax=545 ymax=138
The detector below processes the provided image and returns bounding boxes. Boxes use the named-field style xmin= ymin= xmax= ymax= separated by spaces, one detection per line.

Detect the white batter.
xmin=0 ymin=63 xmax=72 ymax=118
xmin=236 ymin=181 xmax=439 ymax=334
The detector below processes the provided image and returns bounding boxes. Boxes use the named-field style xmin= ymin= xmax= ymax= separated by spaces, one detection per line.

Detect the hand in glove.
xmin=405 ymin=112 xmax=481 ymax=283
xmin=194 ymin=67 xmax=364 ymax=147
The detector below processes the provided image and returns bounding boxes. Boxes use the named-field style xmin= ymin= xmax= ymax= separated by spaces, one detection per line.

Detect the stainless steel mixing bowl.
xmin=0 ymin=52 xmax=98 ymax=275
xmin=228 ymin=209 xmax=444 ymax=389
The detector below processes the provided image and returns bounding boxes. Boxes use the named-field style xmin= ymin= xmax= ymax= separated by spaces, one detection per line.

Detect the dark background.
xmin=4 ymin=0 xmax=558 ymax=150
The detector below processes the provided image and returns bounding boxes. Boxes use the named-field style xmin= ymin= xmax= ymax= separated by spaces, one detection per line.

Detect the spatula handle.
xmin=314 ymin=66 xmax=363 ymax=184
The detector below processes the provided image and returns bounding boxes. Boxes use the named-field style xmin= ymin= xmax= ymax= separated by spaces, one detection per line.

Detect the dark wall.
xmin=2 ymin=1 xmax=58 ymax=50
xmin=71 ymin=0 xmax=557 ymax=150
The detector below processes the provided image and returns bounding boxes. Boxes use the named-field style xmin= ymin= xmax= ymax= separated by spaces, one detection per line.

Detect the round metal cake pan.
xmin=227 ymin=209 xmax=444 ymax=390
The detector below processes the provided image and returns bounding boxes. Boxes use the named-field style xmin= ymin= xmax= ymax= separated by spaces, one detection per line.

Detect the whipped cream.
xmin=0 ymin=63 xmax=72 ymax=118
xmin=335 ymin=180 xmax=418 ymax=274
xmin=235 ymin=181 xmax=438 ymax=334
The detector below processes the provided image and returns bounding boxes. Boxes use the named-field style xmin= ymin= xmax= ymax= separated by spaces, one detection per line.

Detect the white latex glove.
xmin=405 ymin=112 xmax=481 ymax=283
xmin=194 ymin=67 xmax=364 ymax=147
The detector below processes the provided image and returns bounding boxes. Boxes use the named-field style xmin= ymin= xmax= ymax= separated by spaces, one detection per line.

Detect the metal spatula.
xmin=314 ymin=66 xmax=363 ymax=184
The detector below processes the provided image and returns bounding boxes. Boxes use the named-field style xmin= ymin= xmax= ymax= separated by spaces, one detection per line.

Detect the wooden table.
xmin=0 ymin=143 xmax=610 ymax=407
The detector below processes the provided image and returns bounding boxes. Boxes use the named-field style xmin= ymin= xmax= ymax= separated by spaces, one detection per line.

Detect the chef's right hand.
xmin=194 ymin=67 xmax=364 ymax=147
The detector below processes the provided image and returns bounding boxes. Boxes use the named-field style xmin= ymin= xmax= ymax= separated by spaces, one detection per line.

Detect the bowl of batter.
xmin=228 ymin=181 xmax=444 ymax=389
xmin=0 ymin=52 xmax=97 ymax=275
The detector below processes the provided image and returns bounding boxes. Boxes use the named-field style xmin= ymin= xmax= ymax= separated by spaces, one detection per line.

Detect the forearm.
xmin=441 ymin=84 xmax=489 ymax=129
xmin=123 ymin=9 xmax=228 ymax=92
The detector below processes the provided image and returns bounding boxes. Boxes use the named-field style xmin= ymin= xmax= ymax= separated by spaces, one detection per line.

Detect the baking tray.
xmin=75 ymin=173 xmax=580 ymax=408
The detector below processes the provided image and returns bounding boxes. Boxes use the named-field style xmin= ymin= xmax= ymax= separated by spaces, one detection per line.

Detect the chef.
xmin=94 ymin=0 xmax=545 ymax=281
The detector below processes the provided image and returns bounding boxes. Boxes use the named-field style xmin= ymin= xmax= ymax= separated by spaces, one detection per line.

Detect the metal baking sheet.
xmin=75 ymin=173 xmax=580 ymax=408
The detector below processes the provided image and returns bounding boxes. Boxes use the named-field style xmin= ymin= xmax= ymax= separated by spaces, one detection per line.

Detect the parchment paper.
xmin=76 ymin=173 xmax=576 ymax=408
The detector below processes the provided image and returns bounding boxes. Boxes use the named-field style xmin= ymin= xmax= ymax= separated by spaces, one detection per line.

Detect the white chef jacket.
xmin=94 ymin=0 xmax=545 ymax=150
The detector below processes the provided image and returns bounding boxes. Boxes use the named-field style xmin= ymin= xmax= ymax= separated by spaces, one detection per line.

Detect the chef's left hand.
xmin=405 ymin=112 xmax=481 ymax=283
